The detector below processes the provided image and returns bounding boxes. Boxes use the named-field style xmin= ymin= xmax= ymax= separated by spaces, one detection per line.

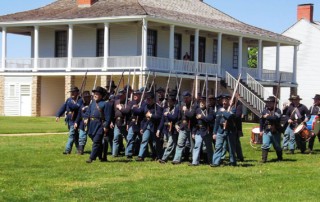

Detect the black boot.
xmin=276 ymin=150 xmax=283 ymax=161
xmin=261 ymin=149 xmax=269 ymax=163
xmin=78 ymin=145 xmax=84 ymax=155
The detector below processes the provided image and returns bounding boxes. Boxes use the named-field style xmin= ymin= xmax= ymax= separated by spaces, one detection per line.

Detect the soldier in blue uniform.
xmin=259 ymin=96 xmax=283 ymax=163
xmin=56 ymin=86 xmax=83 ymax=155
xmin=211 ymin=94 xmax=237 ymax=167
xmin=74 ymin=90 xmax=91 ymax=155
xmin=306 ymin=94 xmax=320 ymax=153
xmin=189 ymin=96 xmax=214 ymax=166
xmin=283 ymin=95 xmax=310 ymax=154
xmin=125 ymin=88 xmax=144 ymax=159
xmin=112 ymin=89 xmax=130 ymax=157
xmin=136 ymin=93 xmax=163 ymax=161
xmin=158 ymin=94 xmax=180 ymax=163
xmin=172 ymin=91 xmax=197 ymax=164
xmin=84 ymin=86 xmax=112 ymax=163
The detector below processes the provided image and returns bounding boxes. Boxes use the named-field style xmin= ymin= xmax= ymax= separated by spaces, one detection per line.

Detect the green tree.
xmin=248 ymin=47 xmax=258 ymax=68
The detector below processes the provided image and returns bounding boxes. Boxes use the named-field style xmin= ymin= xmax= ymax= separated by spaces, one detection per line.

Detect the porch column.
xmin=32 ymin=76 xmax=41 ymax=116
xmin=1 ymin=27 xmax=7 ymax=72
xmin=276 ymin=43 xmax=280 ymax=81
xmin=169 ymin=25 xmax=175 ymax=71
xmin=67 ymin=24 xmax=73 ymax=72
xmin=217 ymin=33 xmax=222 ymax=77
xmin=238 ymin=36 xmax=243 ymax=77
xmin=194 ymin=29 xmax=199 ymax=98
xmin=293 ymin=45 xmax=298 ymax=84
xmin=258 ymin=39 xmax=263 ymax=80
xmin=65 ymin=75 xmax=75 ymax=100
xmin=33 ymin=26 xmax=39 ymax=72
xmin=140 ymin=18 xmax=148 ymax=87
xmin=103 ymin=23 xmax=109 ymax=71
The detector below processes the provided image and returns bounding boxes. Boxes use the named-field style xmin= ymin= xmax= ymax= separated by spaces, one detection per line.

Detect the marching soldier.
xmin=211 ymin=94 xmax=237 ymax=167
xmin=113 ymin=89 xmax=130 ymax=157
xmin=136 ymin=93 xmax=163 ymax=161
xmin=158 ymin=94 xmax=180 ymax=163
xmin=259 ymin=96 xmax=283 ymax=163
xmin=306 ymin=94 xmax=320 ymax=153
xmin=74 ymin=90 xmax=91 ymax=155
xmin=171 ymin=91 xmax=197 ymax=164
xmin=56 ymin=87 xmax=83 ymax=155
xmin=189 ymin=96 xmax=214 ymax=166
xmin=84 ymin=86 xmax=112 ymax=163
xmin=232 ymin=96 xmax=244 ymax=162
xmin=125 ymin=88 xmax=144 ymax=159
xmin=283 ymin=95 xmax=310 ymax=154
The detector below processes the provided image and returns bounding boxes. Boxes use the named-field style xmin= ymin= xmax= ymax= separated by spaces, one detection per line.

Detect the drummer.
xmin=307 ymin=94 xmax=320 ymax=153
xmin=259 ymin=96 xmax=283 ymax=163
xmin=283 ymin=95 xmax=310 ymax=154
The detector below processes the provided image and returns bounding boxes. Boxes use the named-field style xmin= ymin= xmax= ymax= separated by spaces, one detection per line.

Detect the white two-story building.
xmin=0 ymin=0 xmax=300 ymax=116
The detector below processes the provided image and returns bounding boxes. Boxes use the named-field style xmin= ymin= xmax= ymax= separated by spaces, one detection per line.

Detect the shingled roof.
xmin=0 ymin=0 xmax=299 ymax=44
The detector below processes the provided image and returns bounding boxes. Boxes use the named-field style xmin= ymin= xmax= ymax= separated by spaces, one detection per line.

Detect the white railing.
xmin=174 ymin=59 xmax=195 ymax=74
xmin=38 ymin=58 xmax=68 ymax=71
xmin=226 ymin=72 xmax=265 ymax=115
xmin=262 ymin=69 xmax=276 ymax=81
xmin=147 ymin=56 xmax=171 ymax=72
xmin=5 ymin=58 xmax=33 ymax=71
xmin=198 ymin=62 xmax=219 ymax=75
xmin=108 ymin=56 xmax=141 ymax=69
xmin=242 ymin=67 xmax=259 ymax=78
xmin=246 ymin=73 xmax=264 ymax=97
xmin=71 ymin=57 xmax=104 ymax=70
xmin=280 ymin=71 xmax=293 ymax=83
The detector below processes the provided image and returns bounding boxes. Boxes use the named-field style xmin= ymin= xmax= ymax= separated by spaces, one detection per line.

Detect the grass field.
xmin=0 ymin=118 xmax=320 ymax=201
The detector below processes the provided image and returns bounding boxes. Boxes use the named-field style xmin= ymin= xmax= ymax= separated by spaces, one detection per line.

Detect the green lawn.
xmin=0 ymin=116 xmax=67 ymax=134
xmin=0 ymin=119 xmax=319 ymax=201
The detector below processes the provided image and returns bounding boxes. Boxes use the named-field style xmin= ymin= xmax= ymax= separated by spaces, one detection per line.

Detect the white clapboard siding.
xmin=264 ymin=19 xmax=320 ymax=108
xmin=4 ymin=77 xmax=33 ymax=116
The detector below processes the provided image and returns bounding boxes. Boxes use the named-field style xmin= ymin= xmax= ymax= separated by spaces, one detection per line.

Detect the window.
xmin=174 ymin=34 xmax=182 ymax=60
xmin=96 ymin=29 xmax=104 ymax=57
xmin=213 ymin=39 xmax=218 ymax=64
xmin=147 ymin=29 xmax=157 ymax=57
xmin=233 ymin=42 xmax=239 ymax=69
xmin=55 ymin=31 xmax=68 ymax=57
xmin=190 ymin=36 xmax=206 ymax=62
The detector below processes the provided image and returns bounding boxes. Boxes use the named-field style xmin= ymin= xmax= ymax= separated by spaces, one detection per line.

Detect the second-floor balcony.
xmin=0 ymin=56 xmax=294 ymax=84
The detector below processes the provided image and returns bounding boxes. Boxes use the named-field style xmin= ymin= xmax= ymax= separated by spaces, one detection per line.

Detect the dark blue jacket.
xmin=84 ymin=100 xmax=112 ymax=137
xmin=214 ymin=108 xmax=236 ymax=135
xmin=177 ymin=102 xmax=198 ymax=132
xmin=260 ymin=107 xmax=282 ymax=132
xmin=158 ymin=104 xmax=180 ymax=135
xmin=56 ymin=97 xmax=83 ymax=127
xmin=140 ymin=103 xmax=163 ymax=133
xmin=193 ymin=107 xmax=215 ymax=137
xmin=75 ymin=103 xmax=89 ymax=131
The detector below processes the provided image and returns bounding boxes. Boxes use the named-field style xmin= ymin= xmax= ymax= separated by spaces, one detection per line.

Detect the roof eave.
xmin=146 ymin=16 xmax=301 ymax=46
xmin=0 ymin=15 xmax=148 ymax=27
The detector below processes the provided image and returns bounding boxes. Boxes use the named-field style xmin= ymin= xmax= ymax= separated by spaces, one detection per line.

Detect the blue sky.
xmin=0 ymin=0 xmax=319 ymax=58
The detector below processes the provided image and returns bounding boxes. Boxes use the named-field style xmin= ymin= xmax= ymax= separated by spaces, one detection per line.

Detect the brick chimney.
xmin=77 ymin=0 xmax=96 ymax=7
xmin=297 ymin=4 xmax=314 ymax=22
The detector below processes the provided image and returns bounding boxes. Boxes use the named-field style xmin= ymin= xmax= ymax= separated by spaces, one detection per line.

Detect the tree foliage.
xmin=248 ymin=47 xmax=258 ymax=68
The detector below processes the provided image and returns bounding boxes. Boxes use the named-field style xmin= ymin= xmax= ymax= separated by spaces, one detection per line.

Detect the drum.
xmin=306 ymin=115 xmax=320 ymax=134
xmin=294 ymin=123 xmax=311 ymax=142
xmin=251 ymin=127 xmax=262 ymax=144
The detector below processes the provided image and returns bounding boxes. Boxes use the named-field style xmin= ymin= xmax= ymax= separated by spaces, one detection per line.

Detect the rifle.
xmin=108 ymin=74 xmax=113 ymax=94
xmin=72 ymin=70 xmax=88 ymax=120
xmin=162 ymin=70 xmax=172 ymax=107
xmin=148 ymin=71 xmax=157 ymax=93
xmin=115 ymin=70 xmax=125 ymax=95
xmin=190 ymin=73 xmax=197 ymax=110
xmin=125 ymin=70 xmax=131 ymax=108
xmin=224 ymin=74 xmax=241 ymax=130
xmin=136 ymin=71 xmax=151 ymax=125
xmin=205 ymin=68 xmax=208 ymax=116
xmin=131 ymin=69 xmax=136 ymax=101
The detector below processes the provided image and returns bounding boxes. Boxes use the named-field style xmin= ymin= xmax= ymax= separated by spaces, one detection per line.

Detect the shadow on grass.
xmin=269 ymin=158 xmax=297 ymax=162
